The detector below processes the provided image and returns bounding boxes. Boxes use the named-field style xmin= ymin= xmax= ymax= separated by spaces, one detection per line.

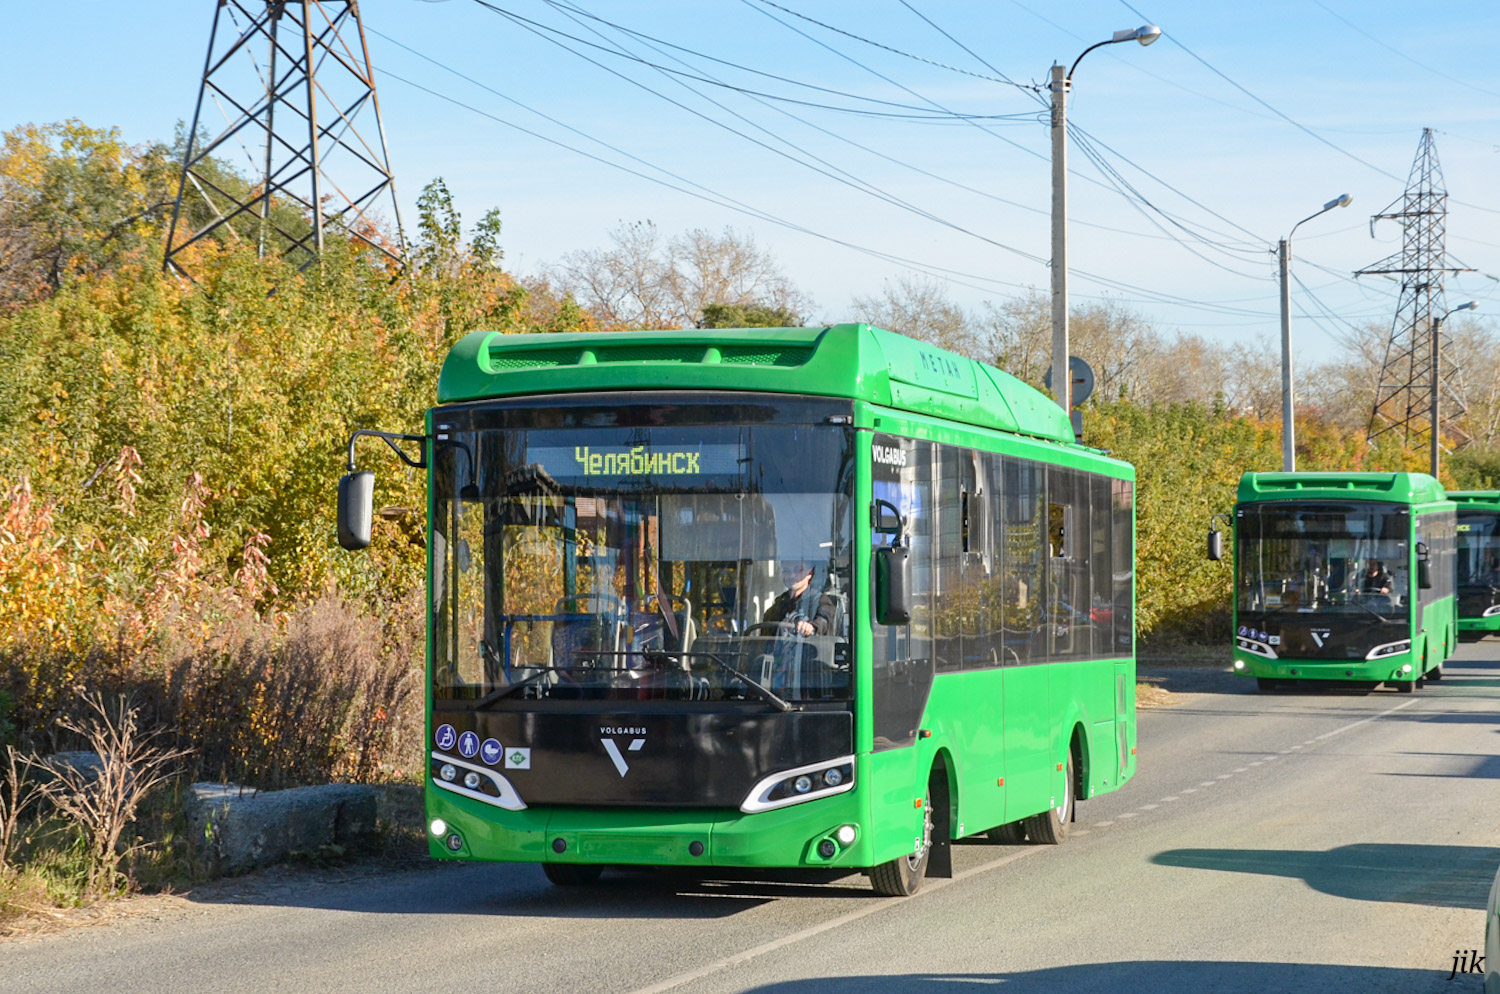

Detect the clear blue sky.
xmin=6 ymin=1 xmax=1500 ymax=360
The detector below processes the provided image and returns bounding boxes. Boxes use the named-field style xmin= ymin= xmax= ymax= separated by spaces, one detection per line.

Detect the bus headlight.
xmin=1365 ymin=639 xmax=1411 ymax=660
xmin=1483 ymin=605 xmax=1500 ymax=618
xmin=741 ymin=757 xmax=856 ymax=813
xmin=430 ymin=818 xmax=447 ymax=837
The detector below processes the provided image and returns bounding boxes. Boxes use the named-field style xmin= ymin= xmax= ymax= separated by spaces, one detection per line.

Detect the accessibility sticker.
xmin=434 ymin=724 xmax=457 ymax=751
xmin=480 ymin=738 xmax=503 ymax=766
xmin=505 ymin=747 xmax=531 ymax=770
xmin=457 ymin=730 xmax=480 ymax=759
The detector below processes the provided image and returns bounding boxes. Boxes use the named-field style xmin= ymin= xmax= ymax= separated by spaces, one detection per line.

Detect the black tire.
xmin=870 ymin=786 xmax=933 ymax=897
xmin=986 ymin=821 xmax=1028 ymax=845
xmin=1024 ymin=753 xmax=1073 ymax=845
xmin=542 ymin=862 xmax=604 ymax=886
xmin=1256 ymin=678 xmax=1279 ymax=692
xmin=1394 ymin=679 xmax=1415 ymax=694
xmin=1427 ymin=664 xmax=1443 ymax=681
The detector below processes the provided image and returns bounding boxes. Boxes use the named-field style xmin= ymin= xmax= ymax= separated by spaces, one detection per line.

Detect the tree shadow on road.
xmin=734 ymin=963 xmax=1453 ymax=994
xmin=1152 ymin=842 xmax=1499 ymax=909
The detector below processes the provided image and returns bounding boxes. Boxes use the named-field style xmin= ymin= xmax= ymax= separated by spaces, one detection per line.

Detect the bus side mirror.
xmin=1416 ymin=542 xmax=1432 ymax=590
xmin=875 ymin=546 xmax=912 ymax=626
xmin=1207 ymin=529 xmax=1224 ymax=561
xmin=338 ymin=471 xmax=374 ymax=551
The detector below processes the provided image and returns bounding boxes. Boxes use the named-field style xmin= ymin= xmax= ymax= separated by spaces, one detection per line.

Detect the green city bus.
xmin=338 ymin=323 xmax=1137 ymax=896
xmin=1216 ymin=472 xmax=1456 ymax=691
xmin=1450 ymin=491 xmax=1500 ymax=637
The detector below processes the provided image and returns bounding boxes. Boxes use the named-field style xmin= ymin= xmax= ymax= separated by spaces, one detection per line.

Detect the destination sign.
xmin=528 ymin=443 xmax=742 ymax=481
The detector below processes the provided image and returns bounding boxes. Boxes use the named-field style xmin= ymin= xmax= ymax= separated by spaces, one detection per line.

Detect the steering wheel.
xmin=744 ymin=620 xmax=804 ymax=638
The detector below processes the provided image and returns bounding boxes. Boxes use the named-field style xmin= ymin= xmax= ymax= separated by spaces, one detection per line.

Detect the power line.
xmin=1309 ymin=0 xmax=1500 ymax=103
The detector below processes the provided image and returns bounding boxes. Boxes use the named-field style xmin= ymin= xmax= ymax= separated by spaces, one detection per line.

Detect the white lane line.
xmin=1094 ymin=821 xmax=1114 ymax=828
xmin=623 ymin=842 xmax=1050 ymax=994
xmin=1138 ymin=804 xmax=1159 ymax=811
xmin=1216 ymin=774 xmax=1233 ymax=780
xmin=1160 ymin=796 xmax=1179 ymax=803
xmin=627 ymin=697 xmax=1425 ymax=994
xmin=1180 ymin=788 xmax=1197 ymax=794
xmin=1233 ymin=767 xmax=1249 ymax=773
xmin=1249 ymin=761 xmax=1264 ymax=766
xmin=1199 ymin=781 xmax=1218 ymax=788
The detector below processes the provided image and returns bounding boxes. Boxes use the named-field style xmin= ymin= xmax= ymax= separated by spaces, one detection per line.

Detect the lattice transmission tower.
xmin=164 ymin=1 xmax=406 ymax=279
xmin=1357 ymin=128 xmax=1470 ymax=452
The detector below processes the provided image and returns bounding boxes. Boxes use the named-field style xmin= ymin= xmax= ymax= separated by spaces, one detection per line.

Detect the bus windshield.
xmin=1458 ymin=508 xmax=1500 ymax=586
xmin=432 ymin=421 xmax=855 ymax=707
xmin=1236 ymin=502 xmax=1410 ymax=622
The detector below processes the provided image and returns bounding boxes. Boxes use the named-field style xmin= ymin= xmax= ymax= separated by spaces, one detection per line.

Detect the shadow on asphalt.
xmin=1383 ymin=752 xmax=1500 ymax=780
xmin=182 ymin=861 xmax=879 ymax=918
xmin=1153 ymin=842 xmax=1500 ymax=909
xmin=734 ymin=963 xmax=1453 ymax=993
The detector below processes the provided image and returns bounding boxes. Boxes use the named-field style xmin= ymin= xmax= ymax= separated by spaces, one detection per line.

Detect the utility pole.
xmin=1277 ymin=194 xmax=1352 ymax=472
xmin=1431 ymin=303 xmax=1478 ymax=478
xmin=164 ymin=1 xmax=406 ymax=280
xmin=1049 ymin=25 xmax=1159 ymax=412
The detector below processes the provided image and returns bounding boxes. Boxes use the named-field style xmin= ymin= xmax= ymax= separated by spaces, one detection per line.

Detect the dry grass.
xmin=1135 ymin=682 xmax=1180 ymax=709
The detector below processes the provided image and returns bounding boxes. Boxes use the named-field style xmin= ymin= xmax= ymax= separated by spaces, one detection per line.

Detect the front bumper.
xmin=1232 ymin=647 xmax=1418 ymax=683
xmin=425 ymin=785 xmax=870 ymax=869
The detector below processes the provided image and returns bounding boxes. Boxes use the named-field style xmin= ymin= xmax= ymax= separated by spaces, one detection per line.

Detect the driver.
xmin=764 ymin=560 xmax=839 ymax=637
xmin=1361 ymin=560 xmax=1393 ymax=595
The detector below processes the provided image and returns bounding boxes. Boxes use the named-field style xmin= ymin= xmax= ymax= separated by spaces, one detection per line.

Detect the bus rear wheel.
xmin=543 ymin=863 xmax=604 ymax=886
xmin=870 ymin=786 xmax=933 ymax=897
xmin=1024 ymin=753 xmax=1073 ymax=845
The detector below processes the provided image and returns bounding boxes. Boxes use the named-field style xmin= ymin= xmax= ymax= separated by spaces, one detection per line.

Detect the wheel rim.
xmin=1056 ymin=763 xmax=1072 ymax=822
xmin=907 ymin=794 xmax=933 ymax=871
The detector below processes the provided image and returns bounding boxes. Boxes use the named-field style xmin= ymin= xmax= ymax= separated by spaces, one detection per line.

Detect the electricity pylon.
xmin=164 ymin=1 xmax=406 ymax=279
xmin=1357 ymin=128 xmax=1471 ymax=454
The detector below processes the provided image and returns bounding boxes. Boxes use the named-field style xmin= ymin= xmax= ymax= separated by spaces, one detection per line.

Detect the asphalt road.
xmin=7 ymin=645 xmax=1500 ymax=994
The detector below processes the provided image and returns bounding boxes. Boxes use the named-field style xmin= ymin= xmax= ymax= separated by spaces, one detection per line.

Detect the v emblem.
xmin=602 ymin=737 xmax=646 ymax=777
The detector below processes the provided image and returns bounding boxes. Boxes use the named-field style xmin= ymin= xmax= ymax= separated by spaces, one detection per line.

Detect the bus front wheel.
xmin=543 ymin=863 xmax=604 ymax=886
xmin=1024 ymin=753 xmax=1073 ymax=845
xmin=870 ymin=786 xmax=934 ymax=897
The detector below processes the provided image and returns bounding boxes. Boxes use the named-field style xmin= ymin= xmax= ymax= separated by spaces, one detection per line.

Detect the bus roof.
xmin=1447 ymin=490 xmax=1500 ymax=508
xmin=1237 ymin=471 xmax=1448 ymax=506
xmin=437 ymin=324 xmax=1075 ymax=444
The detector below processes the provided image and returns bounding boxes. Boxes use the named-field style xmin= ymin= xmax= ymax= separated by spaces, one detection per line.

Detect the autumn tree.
xmin=851 ymin=275 xmax=980 ymax=357
xmin=549 ymin=221 xmax=810 ymax=329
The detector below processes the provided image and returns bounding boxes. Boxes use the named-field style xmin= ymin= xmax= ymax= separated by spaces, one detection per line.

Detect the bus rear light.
xmin=1365 ymin=639 xmax=1411 ymax=660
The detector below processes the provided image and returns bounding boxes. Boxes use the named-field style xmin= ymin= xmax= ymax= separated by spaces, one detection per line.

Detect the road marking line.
xmin=1138 ymin=804 xmax=1159 ymax=811
xmin=1160 ymin=797 xmax=1179 ymax=803
xmin=623 ymin=843 xmax=1049 ymax=994
xmin=1199 ymin=781 xmax=1217 ymax=787
xmin=1216 ymin=774 xmax=1233 ymax=779
xmin=1249 ymin=761 xmax=1263 ymax=766
xmin=1072 ymin=829 xmax=1090 ymax=836
xmin=1234 ymin=767 xmax=1249 ymax=773
xmin=626 ymin=698 xmax=1424 ymax=994
xmin=1180 ymin=788 xmax=1196 ymax=794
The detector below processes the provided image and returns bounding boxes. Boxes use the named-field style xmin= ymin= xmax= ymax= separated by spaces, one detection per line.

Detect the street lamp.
xmin=1050 ymin=25 xmax=1160 ymax=413
xmin=1277 ymin=193 xmax=1352 ymax=472
xmin=1431 ymin=301 xmax=1478 ymax=478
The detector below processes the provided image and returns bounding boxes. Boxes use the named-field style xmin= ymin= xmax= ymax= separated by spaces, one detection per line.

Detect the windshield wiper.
xmin=690 ymin=651 xmax=796 ymax=712
xmin=470 ymin=666 xmax=571 ymax=709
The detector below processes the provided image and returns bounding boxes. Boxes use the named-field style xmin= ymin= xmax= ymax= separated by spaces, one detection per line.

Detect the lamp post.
xmin=1050 ymin=24 xmax=1160 ymax=412
xmin=1277 ymin=193 xmax=1352 ymax=472
xmin=1431 ymin=301 xmax=1478 ymax=478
